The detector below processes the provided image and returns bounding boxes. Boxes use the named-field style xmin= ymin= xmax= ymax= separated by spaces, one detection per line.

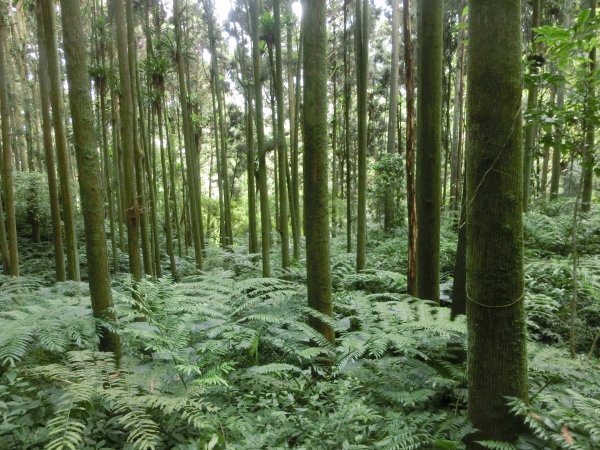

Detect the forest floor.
xmin=1 ymin=200 xmax=600 ymax=449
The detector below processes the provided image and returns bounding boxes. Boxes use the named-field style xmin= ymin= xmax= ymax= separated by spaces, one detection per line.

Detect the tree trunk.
xmin=466 ymin=0 xmax=528 ymax=445
xmin=274 ymin=0 xmax=290 ymax=269
xmin=522 ymin=0 xmax=541 ymax=212
xmin=581 ymin=0 xmax=596 ymax=213
xmin=250 ymin=0 xmax=271 ymax=277
xmin=303 ymin=0 xmax=335 ymax=344
xmin=35 ymin=2 xmax=66 ymax=281
xmin=114 ymin=0 xmax=143 ymax=280
xmin=41 ymin=0 xmax=80 ymax=280
xmin=403 ymin=0 xmax=417 ymax=296
xmin=384 ymin=0 xmax=400 ymax=231
xmin=355 ymin=0 xmax=369 ymax=272
xmin=415 ymin=0 xmax=443 ymax=302
xmin=60 ymin=0 xmax=121 ymax=358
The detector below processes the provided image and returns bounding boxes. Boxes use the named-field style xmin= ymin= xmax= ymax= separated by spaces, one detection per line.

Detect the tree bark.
xmin=415 ymin=0 xmax=443 ymax=302
xmin=581 ymin=0 xmax=596 ymax=213
xmin=303 ymin=0 xmax=335 ymax=344
xmin=466 ymin=0 xmax=528 ymax=445
xmin=60 ymin=0 xmax=121 ymax=358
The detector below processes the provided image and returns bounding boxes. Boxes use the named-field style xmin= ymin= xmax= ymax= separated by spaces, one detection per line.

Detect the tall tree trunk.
xmin=303 ymin=0 xmax=335 ymax=344
xmin=355 ymin=0 xmax=369 ymax=272
xmin=343 ymin=0 xmax=352 ymax=253
xmin=449 ymin=0 xmax=466 ymax=212
xmin=384 ymin=0 xmax=400 ymax=231
xmin=0 ymin=19 xmax=19 ymax=277
xmin=274 ymin=0 xmax=290 ymax=269
xmin=41 ymin=0 xmax=80 ymax=280
xmin=415 ymin=0 xmax=443 ymax=302
xmin=250 ymin=0 xmax=271 ymax=277
xmin=246 ymin=95 xmax=259 ymax=254
xmin=466 ymin=0 xmax=528 ymax=445
xmin=114 ymin=0 xmax=143 ymax=280
xmin=60 ymin=0 xmax=121 ymax=358
xmin=174 ymin=0 xmax=203 ymax=269
xmin=581 ymin=0 xmax=596 ymax=213
xmin=403 ymin=0 xmax=417 ymax=296
xmin=35 ymin=3 xmax=66 ymax=281
xmin=522 ymin=0 xmax=542 ymax=212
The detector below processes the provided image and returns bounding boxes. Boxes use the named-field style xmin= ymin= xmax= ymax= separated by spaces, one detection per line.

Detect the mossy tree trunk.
xmin=114 ymin=0 xmax=143 ymax=280
xmin=250 ymin=0 xmax=271 ymax=277
xmin=35 ymin=2 xmax=65 ymax=281
xmin=41 ymin=0 xmax=80 ymax=281
xmin=0 ymin=18 xmax=19 ymax=277
xmin=466 ymin=0 xmax=528 ymax=445
xmin=355 ymin=0 xmax=369 ymax=272
xmin=60 ymin=0 xmax=121 ymax=358
xmin=416 ymin=0 xmax=443 ymax=302
xmin=403 ymin=0 xmax=417 ymax=296
xmin=303 ymin=0 xmax=335 ymax=344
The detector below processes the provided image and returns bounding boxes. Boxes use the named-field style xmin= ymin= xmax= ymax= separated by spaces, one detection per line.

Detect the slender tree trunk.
xmin=581 ymin=0 xmax=596 ymax=213
xmin=355 ymin=0 xmax=369 ymax=272
xmin=174 ymin=0 xmax=203 ymax=268
xmin=114 ymin=0 xmax=143 ymax=280
xmin=451 ymin=182 xmax=467 ymax=317
xmin=415 ymin=0 xmax=443 ymax=302
xmin=60 ymin=0 xmax=121 ymax=358
xmin=343 ymin=0 xmax=352 ymax=253
xmin=246 ymin=95 xmax=259 ymax=254
xmin=466 ymin=0 xmax=528 ymax=445
xmin=35 ymin=3 xmax=65 ymax=281
xmin=0 ymin=20 xmax=19 ymax=277
xmin=450 ymin=0 xmax=466 ymax=211
xmin=274 ymin=0 xmax=290 ymax=269
xmin=165 ymin=98 xmax=183 ymax=257
xmin=384 ymin=0 xmax=400 ymax=231
xmin=403 ymin=0 xmax=417 ymax=296
xmin=250 ymin=0 xmax=271 ymax=277
xmin=303 ymin=0 xmax=335 ymax=344
xmin=41 ymin=0 xmax=80 ymax=280
xmin=523 ymin=0 xmax=542 ymax=211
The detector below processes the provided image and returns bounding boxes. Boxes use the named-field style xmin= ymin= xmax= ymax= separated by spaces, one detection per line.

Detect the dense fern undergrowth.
xmin=1 ymin=202 xmax=600 ymax=450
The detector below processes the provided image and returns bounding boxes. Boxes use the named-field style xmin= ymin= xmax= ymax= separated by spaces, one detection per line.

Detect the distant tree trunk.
xmin=250 ymin=0 xmax=271 ymax=277
xmin=343 ymin=0 xmax=352 ymax=253
xmin=246 ymin=95 xmax=259 ymax=254
xmin=60 ymin=0 xmax=121 ymax=358
xmin=550 ymin=3 xmax=571 ymax=201
xmin=384 ymin=0 xmax=400 ymax=231
xmin=0 ymin=19 xmax=19 ymax=277
xmin=35 ymin=2 xmax=66 ymax=281
xmin=403 ymin=0 xmax=417 ymax=296
xmin=274 ymin=0 xmax=290 ymax=268
xmin=581 ymin=0 xmax=596 ymax=213
xmin=114 ymin=0 xmax=143 ymax=280
xmin=540 ymin=87 xmax=556 ymax=200
xmin=449 ymin=0 xmax=466 ymax=212
xmin=41 ymin=0 xmax=80 ymax=280
xmin=174 ymin=0 xmax=203 ymax=269
xmin=523 ymin=0 xmax=542 ymax=212
xmin=466 ymin=0 xmax=528 ymax=445
xmin=303 ymin=0 xmax=335 ymax=344
xmin=416 ymin=0 xmax=443 ymax=302
xmin=355 ymin=0 xmax=369 ymax=272
xmin=331 ymin=60 xmax=339 ymax=236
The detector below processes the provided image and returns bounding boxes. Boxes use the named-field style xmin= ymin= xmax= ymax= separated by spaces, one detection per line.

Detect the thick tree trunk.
xmin=415 ymin=0 xmax=443 ymax=302
xmin=303 ymin=0 xmax=335 ymax=344
xmin=466 ymin=0 xmax=528 ymax=445
xmin=60 ymin=0 xmax=121 ymax=358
